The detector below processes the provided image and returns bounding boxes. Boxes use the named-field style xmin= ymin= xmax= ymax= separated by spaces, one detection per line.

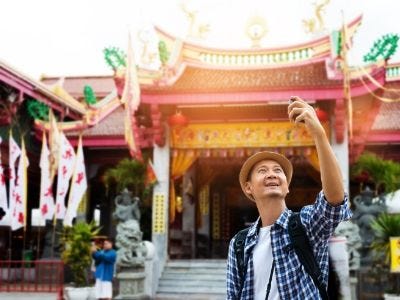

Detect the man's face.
xmin=244 ymin=159 xmax=289 ymax=201
xmin=103 ymin=240 xmax=112 ymax=250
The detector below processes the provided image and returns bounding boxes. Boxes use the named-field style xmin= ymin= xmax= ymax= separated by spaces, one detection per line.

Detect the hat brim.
xmin=239 ymin=151 xmax=293 ymax=200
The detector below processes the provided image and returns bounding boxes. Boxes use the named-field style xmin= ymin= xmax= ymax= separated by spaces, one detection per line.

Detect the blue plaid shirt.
xmin=227 ymin=191 xmax=352 ymax=299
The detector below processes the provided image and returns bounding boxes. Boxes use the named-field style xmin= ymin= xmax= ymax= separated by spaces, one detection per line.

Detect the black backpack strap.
xmin=233 ymin=227 xmax=250 ymax=297
xmin=288 ymin=212 xmax=329 ymax=300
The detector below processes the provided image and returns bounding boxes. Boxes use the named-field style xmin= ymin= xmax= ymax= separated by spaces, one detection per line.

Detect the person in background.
xmin=91 ymin=237 xmax=116 ymax=300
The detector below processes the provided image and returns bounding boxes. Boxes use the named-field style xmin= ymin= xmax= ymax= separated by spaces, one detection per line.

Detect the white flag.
xmin=0 ymin=137 xmax=9 ymax=226
xmin=64 ymin=137 xmax=87 ymax=226
xmin=9 ymin=133 xmax=21 ymax=228
xmin=39 ymin=133 xmax=55 ymax=221
xmin=55 ymin=132 xmax=76 ymax=219
xmin=0 ymin=137 xmax=7 ymax=210
xmin=11 ymin=139 xmax=29 ymax=231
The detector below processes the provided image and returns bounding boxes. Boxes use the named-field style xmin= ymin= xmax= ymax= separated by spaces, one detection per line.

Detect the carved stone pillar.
xmin=115 ymin=267 xmax=148 ymax=300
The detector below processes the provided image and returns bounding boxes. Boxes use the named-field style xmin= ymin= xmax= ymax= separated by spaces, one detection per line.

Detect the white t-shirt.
xmin=253 ymin=225 xmax=280 ymax=300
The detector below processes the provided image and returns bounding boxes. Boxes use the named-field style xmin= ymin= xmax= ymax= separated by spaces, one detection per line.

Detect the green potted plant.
xmin=103 ymin=158 xmax=148 ymax=197
xmin=61 ymin=221 xmax=100 ymax=300
xmin=351 ymin=152 xmax=400 ymax=195
xmin=371 ymin=213 xmax=400 ymax=299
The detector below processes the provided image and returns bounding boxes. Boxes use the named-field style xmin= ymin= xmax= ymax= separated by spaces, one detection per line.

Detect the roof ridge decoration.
xmin=154 ymin=15 xmax=362 ymax=70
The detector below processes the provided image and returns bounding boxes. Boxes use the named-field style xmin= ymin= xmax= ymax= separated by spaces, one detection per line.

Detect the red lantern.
xmin=168 ymin=111 xmax=189 ymax=127
xmin=315 ymin=107 xmax=328 ymax=122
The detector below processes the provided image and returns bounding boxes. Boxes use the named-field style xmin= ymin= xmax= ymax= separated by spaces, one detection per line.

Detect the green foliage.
xmin=26 ymin=99 xmax=49 ymax=121
xmin=158 ymin=40 xmax=170 ymax=65
xmin=83 ymin=85 xmax=97 ymax=105
xmin=363 ymin=33 xmax=399 ymax=63
xmin=61 ymin=221 xmax=100 ymax=287
xmin=104 ymin=158 xmax=147 ymax=197
xmin=351 ymin=152 xmax=400 ymax=194
xmin=103 ymin=47 xmax=126 ymax=71
xmin=371 ymin=214 xmax=400 ymax=264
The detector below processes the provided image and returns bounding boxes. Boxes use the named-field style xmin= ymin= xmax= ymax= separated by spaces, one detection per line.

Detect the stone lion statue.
xmin=113 ymin=189 xmax=147 ymax=267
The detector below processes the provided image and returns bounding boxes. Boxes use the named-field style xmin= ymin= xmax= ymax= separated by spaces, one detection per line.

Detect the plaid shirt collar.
xmin=247 ymin=207 xmax=290 ymax=237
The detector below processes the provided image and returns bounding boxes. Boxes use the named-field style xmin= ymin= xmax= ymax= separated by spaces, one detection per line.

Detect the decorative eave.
xmin=0 ymin=59 xmax=86 ymax=118
xmin=366 ymin=130 xmax=400 ymax=144
xmin=141 ymin=61 xmax=386 ymax=105
xmin=154 ymin=15 xmax=362 ymax=70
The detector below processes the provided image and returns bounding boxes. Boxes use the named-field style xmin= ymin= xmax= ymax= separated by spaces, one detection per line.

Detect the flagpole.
xmin=8 ymin=228 xmax=12 ymax=260
xmin=37 ymin=224 xmax=41 ymax=259
xmin=51 ymin=208 xmax=57 ymax=258
xmin=22 ymin=228 xmax=26 ymax=260
xmin=22 ymin=138 xmax=28 ymax=261
xmin=341 ymin=11 xmax=353 ymax=144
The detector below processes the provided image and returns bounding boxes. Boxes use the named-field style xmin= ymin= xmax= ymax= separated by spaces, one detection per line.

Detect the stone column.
xmin=331 ymin=113 xmax=349 ymax=194
xmin=151 ymin=135 xmax=170 ymax=283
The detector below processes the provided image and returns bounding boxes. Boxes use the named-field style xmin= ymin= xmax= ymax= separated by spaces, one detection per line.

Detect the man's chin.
xmin=263 ymin=190 xmax=284 ymax=199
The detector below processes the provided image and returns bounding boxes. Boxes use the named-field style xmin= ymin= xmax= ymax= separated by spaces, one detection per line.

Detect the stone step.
xmin=157 ymin=285 xmax=226 ymax=294
xmin=163 ymin=268 xmax=226 ymax=275
xmin=161 ymin=273 xmax=225 ymax=280
xmin=155 ymin=293 xmax=226 ymax=300
xmin=165 ymin=260 xmax=226 ymax=269
xmin=156 ymin=260 xmax=227 ymax=299
xmin=159 ymin=279 xmax=225 ymax=287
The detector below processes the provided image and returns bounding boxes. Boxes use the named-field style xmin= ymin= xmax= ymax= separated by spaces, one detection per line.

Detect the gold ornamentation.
xmin=171 ymin=122 xmax=330 ymax=149
xmin=180 ymin=2 xmax=210 ymax=39
xmin=245 ymin=15 xmax=268 ymax=48
xmin=152 ymin=193 xmax=165 ymax=234
xmin=302 ymin=0 xmax=330 ymax=34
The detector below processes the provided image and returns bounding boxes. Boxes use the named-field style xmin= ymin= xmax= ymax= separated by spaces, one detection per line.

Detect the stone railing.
xmin=199 ymin=48 xmax=314 ymax=66
xmin=386 ymin=64 xmax=400 ymax=79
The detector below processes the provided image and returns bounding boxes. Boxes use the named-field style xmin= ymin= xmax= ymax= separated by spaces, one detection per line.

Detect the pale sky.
xmin=1 ymin=0 xmax=399 ymax=80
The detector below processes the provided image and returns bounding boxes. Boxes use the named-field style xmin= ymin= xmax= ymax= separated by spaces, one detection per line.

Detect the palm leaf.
xmin=351 ymin=152 xmax=400 ymax=194
xmin=103 ymin=158 xmax=146 ymax=196
xmin=371 ymin=213 xmax=400 ymax=264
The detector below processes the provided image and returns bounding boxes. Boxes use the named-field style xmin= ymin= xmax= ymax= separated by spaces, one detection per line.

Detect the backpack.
xmin=233 ymin=212 xmax=329 ymax=300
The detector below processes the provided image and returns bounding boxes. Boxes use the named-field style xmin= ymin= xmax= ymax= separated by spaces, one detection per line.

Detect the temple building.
xmin=0 ymin=12 xmax=400 ymax=281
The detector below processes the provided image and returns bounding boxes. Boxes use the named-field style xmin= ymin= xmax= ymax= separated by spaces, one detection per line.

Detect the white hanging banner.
xmin=64 ymin=136 xmax=87 ymax=226
xmin=55 ymin=133 xmax=76 ymax=219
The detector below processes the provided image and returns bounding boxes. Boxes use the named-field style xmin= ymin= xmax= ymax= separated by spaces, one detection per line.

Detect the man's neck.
xmin=256 ymin=197 xmax=286 ymax=227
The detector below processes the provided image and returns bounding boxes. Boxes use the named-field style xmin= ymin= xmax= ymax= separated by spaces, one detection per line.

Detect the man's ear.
xmin=244 ymin=181 xmax=252 ymax=196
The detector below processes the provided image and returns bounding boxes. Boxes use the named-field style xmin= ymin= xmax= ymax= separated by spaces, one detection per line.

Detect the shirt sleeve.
xmin=92 ymin=250 xmax=116 ymax=264
xmin=227 ymin=237 xmax=241 ymax=300
xmin=300 ymin=191 xmax=353 ymax=244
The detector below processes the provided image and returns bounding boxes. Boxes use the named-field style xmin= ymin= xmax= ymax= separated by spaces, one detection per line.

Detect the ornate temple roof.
xmin=144 ymin=61 xmax=380 ymax=94
xmin=0 ymin=59 xmax=86 ymax=118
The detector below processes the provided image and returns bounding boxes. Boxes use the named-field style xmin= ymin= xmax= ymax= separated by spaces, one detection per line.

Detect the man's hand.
xmin=91 ymin=243 xmax=98 ymax=253
xmin=288 ymin=96 xmax=325 ymax=138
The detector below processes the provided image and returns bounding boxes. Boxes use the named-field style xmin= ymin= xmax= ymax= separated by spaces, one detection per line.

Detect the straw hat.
xmin=239 ymin=151 xmax=293 ymax=200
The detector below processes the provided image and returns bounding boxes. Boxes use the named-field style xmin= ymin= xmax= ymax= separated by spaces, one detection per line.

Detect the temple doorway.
xmin=168 ymin=151 xmax=321 ymax=259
